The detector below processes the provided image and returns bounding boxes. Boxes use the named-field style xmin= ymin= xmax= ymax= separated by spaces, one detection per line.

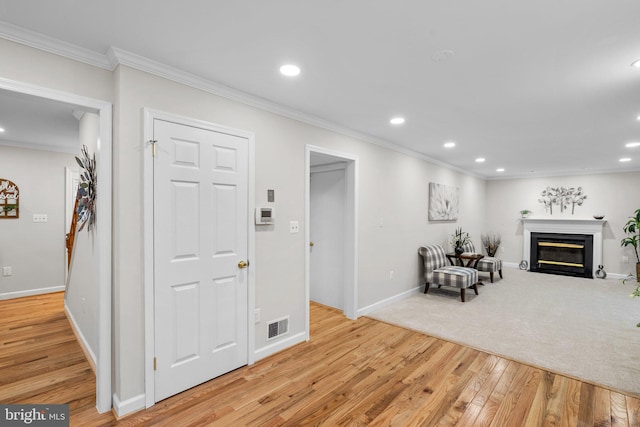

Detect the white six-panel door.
xmin=153 ymin=118 xmax=249 ymax=402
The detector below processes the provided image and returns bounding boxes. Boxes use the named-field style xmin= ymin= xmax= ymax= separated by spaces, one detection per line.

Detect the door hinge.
xmin=148 ymin=139 xmax=158 ymax=157
xmin=154 ymin=357 xmax=157 ymax=371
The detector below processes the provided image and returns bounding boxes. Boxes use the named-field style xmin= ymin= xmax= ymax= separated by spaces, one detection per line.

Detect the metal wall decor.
xmin=75 ymin=145 xmax=97 ymax=232
xmin=428 ymin=182 xmax=459 ymax=221
xmin=538 ymin=186 xmax=587 ymax=215
xmin=0 ymin=179 xmax=19 ymax=218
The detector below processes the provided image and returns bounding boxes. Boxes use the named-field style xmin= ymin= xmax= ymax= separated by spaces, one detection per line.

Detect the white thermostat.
xmin=255 ymin=207 xmax=273 ymax=225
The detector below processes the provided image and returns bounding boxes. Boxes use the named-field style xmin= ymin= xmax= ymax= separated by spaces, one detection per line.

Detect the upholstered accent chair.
xmin=418 ymin=244 xmax=479 ymax=302
xmin=461 ymin=241 xmax=503 ymax=283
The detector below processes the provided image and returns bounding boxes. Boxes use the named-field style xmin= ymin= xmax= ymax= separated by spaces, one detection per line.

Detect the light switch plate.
xmin=289 ymin=221 xmax=299 ymax=233
xmin=33 ymin=214 xmax=48 ymax=223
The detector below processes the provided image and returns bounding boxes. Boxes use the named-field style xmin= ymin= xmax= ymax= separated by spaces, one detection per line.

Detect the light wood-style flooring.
xmin=2 ymin=292 xmax=639 ymax=426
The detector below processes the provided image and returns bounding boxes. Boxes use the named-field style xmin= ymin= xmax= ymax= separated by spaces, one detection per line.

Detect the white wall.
xmin=485 ymin=172 xmax=640 ymax=276
xmin=65 ymin=112 xmax=100 ymax=365
xmin=0 ymin=145 xmax=77 ymax=298
xmin=111 ymin=65 xmax=488 ymax=403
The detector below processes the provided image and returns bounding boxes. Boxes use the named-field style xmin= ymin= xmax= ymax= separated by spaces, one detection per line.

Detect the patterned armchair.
xmin=461 ymin=241 xmax=503 ymax=283
xmin=418 ymin=244 xmax=479 ymax=302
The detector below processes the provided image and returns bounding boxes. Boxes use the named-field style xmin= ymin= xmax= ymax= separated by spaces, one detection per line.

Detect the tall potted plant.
xmin=621 ymin=208 xmax=640 ymax=279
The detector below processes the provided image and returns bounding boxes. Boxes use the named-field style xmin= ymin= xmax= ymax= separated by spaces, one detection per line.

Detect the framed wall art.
xmin=0 ymin=178 xmax=19 ymax=219
xmin=428 ymin=182 xmax=458 ymax=221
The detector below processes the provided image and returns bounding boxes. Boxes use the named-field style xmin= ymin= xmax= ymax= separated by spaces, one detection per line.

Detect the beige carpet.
xmin=368 ymin=267 xmax=640 ymax=396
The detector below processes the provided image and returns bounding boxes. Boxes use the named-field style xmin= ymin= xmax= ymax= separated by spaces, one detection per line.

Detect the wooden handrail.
xmin=66 ymin=196 xmax=79 ymax=270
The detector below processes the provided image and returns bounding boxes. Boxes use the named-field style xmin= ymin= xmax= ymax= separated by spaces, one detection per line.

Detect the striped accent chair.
xmin=461 ymin=241 xmax=503 ymax=283
xmin=418 ymin=244 xmax=478 ymax=302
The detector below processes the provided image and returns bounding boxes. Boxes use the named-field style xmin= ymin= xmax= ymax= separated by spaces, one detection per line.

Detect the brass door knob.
xmin=310 ymin=241 xmax=315 ymax=247
xmin=238 ymin=260 xmax=249 ymax=269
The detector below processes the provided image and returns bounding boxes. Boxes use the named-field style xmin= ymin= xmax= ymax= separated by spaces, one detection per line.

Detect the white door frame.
xmin=143 ymin=109 xmax=255 ymax=407
xmin=0 ymin=77 xmax=113 ymax=413
xmin=305 ymin=145 xmax=358 ymax=334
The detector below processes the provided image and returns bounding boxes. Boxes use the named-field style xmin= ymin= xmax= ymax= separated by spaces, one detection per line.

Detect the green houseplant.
xmin=621 ymin=208 xmax=640 ymax=280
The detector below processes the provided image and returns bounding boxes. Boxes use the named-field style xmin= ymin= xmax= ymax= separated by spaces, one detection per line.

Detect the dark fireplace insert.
xmin=530 ymin=232 xmax=593 ymax=278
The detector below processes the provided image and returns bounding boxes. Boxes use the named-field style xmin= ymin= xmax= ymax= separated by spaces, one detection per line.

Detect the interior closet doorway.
xmin=305 ymin=146 xmax=358 ymax=338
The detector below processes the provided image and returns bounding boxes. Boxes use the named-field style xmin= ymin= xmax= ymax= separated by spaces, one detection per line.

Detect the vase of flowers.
xmin=451 ymin=227 xmax=470 ymax=254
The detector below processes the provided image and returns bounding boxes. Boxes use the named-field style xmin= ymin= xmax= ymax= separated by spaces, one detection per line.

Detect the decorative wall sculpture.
xmin=538 ymin=186 xmax=586 ymax=215
xmin=0 ymin=178 xmax=19 ymax=218
xmin=75 ymin=145 xmax=97 ymax=232
xmin=428 ymin=182 xmax=459 ymax=221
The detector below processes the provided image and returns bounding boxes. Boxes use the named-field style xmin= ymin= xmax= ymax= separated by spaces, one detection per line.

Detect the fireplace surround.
xmin=522 ymin=218 xmax=606 ymax=279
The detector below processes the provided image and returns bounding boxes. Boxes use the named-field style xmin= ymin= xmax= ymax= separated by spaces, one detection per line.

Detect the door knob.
xmin=309 ymin=241 xmax=315 ymax=247
xmin=238 ymin=260 xmax=249 ymax=269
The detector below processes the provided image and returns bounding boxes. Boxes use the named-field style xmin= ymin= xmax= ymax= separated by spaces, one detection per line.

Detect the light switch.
xmin=290 ymin=221 xmax=299 ymax=233
xmin=33 ymin=214 xmax=48 ymax=223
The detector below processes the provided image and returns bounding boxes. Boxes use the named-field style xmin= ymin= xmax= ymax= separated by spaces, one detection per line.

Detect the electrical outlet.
xmin=33 ymin=214 xmax=48 ymax=223
xmin=289 ymin=221 xmax=299 ymax=233
xmin=2 ymin=266 xmax=12 ymax=276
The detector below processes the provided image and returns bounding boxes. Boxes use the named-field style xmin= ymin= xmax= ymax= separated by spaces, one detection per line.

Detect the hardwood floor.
xmin=2 ymin=293 xmax=640 ymax=426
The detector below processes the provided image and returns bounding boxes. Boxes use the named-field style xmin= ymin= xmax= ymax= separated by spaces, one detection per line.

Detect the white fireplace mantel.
xmin=522 ymin=218 xmax=606 ymax=277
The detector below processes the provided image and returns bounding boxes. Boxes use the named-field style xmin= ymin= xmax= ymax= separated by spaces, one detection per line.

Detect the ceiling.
xmin=1 ymin=1 xmax=640 ymax=178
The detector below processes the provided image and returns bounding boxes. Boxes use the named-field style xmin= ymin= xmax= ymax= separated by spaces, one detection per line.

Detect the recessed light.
xmin=626 ymin=142 xmax=640 ymax=148
xmin=620 ymin=158 xmax=632 ymax=162
xmin=632 ymin=59 xmax=640 ymax=68
xmin=496 ymin=168 xmax=505 ymax=172
xmin=390 ymin=117 xmax=405 ymax=125
xmin=443 ymin=141 xmax=456 ymax=148
xmin=0 ymin=127 xmax=4 ymax=132
xmin=279 ymin=64 xmax=301 ymax=77
xmin=475 ymin=157 xmax=485 ymax=163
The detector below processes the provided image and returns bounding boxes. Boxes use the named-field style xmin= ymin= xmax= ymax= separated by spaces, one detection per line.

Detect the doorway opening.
xmin=305 ymin=145 xmax=358 ymax=338
xmin=0 ymin=78 xmax=112 ymax=413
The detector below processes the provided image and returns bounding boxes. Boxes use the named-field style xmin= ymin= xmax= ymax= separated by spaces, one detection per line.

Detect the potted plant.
xmin=451 ymin=227 xmax=470 ymax=254
xmin=520 ymin=209 xmax=532 ymax=218
xmin=621 ymin=208 xmax=640 ymax=280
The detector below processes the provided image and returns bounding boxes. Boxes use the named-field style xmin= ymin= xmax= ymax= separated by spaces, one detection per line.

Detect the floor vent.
xmin=267 ymin=316 xmax=289 ymax=340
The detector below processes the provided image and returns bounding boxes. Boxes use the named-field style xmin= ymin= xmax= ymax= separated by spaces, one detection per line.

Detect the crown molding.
xmin=486 ymin=166 xmax=640 ymax=181
xmin=0 ymin=138 xmax=78 ymax=154
xmin=0 ymin=20 xmax=113 ymax=70
xmin=106 ymin=47 xmax=478 ymax=178
xmin=0 ymin=22 xmax=479 ymax=179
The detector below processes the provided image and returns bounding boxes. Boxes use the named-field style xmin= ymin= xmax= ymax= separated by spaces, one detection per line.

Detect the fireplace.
xmin=530 ymin=233 xmax=593 ymax=278
xmin=522 ymin=218 xmax=605 ymax=279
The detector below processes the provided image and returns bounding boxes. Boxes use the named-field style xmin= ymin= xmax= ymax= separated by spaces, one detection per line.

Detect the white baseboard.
xmin=0 ymin=285 xmax=65 ymax=300
xmin=64 ymin=302 xmax=97 ymax=372
xmin=357 ymin=285 xmax=422 ymax=317
xmin=254 ymin=331 xmax=306 ymax=362
xmin=502 ymin=262 xmax=631 ymax=280
xmin=502 ymin=262 xmax=520 ymax=269
xmin=113 ymin=393 xmax=145 ymax=418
